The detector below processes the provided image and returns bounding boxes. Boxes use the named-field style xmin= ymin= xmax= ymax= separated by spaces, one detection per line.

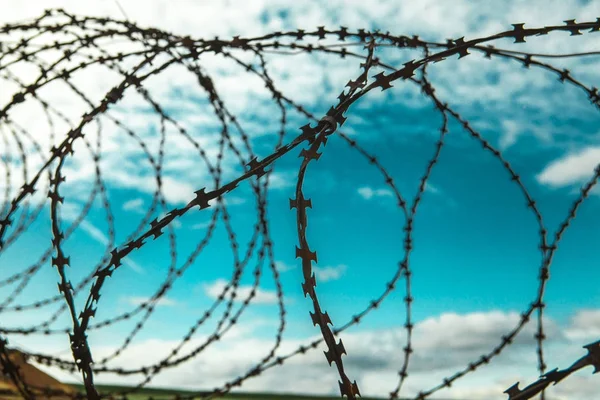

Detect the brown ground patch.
xmin=0 ymin=349 xmax=76 ymax=399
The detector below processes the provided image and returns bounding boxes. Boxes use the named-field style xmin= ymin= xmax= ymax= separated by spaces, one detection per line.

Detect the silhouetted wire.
xmin=0 ymin=9 xmax=599 ymax=400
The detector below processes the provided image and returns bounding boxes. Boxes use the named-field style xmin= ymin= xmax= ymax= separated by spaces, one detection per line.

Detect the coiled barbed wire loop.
xmin=0 ymin=9 xmax=599 ymax=400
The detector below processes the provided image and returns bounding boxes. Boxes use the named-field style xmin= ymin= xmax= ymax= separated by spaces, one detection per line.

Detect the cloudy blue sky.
xmin=1 ymin=0 xmax=600 ymax=399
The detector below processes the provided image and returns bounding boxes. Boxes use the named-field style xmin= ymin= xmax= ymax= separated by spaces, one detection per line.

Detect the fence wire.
xmin=0 ymin=8 xmax=599 ymax=400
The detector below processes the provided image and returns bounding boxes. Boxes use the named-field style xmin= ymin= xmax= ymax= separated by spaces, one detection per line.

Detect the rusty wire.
xmin=0 ymin=9 xmax=599 ymax=400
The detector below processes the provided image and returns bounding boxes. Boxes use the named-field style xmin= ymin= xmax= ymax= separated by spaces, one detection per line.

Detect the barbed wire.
xmin=0 ymin=8 xmax=599 ymax=400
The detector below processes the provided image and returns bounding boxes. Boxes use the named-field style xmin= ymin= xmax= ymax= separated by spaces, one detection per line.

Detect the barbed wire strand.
xmin=0 ymin=10 xmax=599 ymax=400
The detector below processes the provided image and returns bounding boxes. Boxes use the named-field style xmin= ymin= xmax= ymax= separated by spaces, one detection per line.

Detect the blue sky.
xmin=1 ymin=1 xmax=600 ymax=399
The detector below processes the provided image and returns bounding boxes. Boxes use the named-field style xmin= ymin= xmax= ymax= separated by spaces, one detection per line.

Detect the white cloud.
xmin=423 ymin=182 xmax=457 ymax=208
xmin=1 ymin=0 xmax=597 ymax=206
xmin=424 ymin=182 xmax=440 ymax=194
xmin=2 ymin=2 xmax=600 ymax=399
xmin=563 ymin=309 xmax=600 ymax=341
xmin=0 ymin=0 xmax=597 ymax=244
xmin=266 ymin=171 xmax=296 ymax=190
xmin=221 ymin=195 xmax=246 ymax=206
xmin=313 ymin=264 xmax=346 ymax=282
xmin=78 ymin=220 xmax=109 ymax=246
xmin=122 ymin=198 xmax=144 ymax=213
xmin=357 ymin=186 xmax=393 ymax=200
xmin=18 ymin=308 xmax=599 ymax=400
xmin=275 ymin=261 xmax=295 ymax=272
xmin=121 ymin=258 xmax=145 ymax=274
xmin=537 ymin=146 xmax=600 ymax=188
xmin=500 ymin=119 xmax=524 ymax=150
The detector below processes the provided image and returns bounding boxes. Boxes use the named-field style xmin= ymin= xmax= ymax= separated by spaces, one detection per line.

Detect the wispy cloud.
xmin=60 ymin=209 xmax=145 ymax=274
xmin=424 ymin=182 xmax=440 ymax=195
xmin=221 ymin=196 xmax=246 ymax=206
xmin=564 ymin=309 xmax=600 ymax=341
xmin=121 ymin=258 xmax=145 ymax=275
xmin=275 ymin=261 xmax=296 ymax=272
xmin=267 ymin=171 xmax=296 ymax=190
xmin=79 ymin=220 xmax=109 ymax=246
xmin=424 ymin=182 xmax=457 ymax=208
xmin=3 ymin=2 xmax=600 ymax=399
xmin=122 ymin=198 xmax=145 ymax=214
xmin=1 ymin=0 xmax=598 ymax=215
xmin=28 ymin=308 xmax=600 ymax=399
xmin=357 ymin=186 xmax=393 ymax=200
xmin=313 ymin=264 xmax=346 ymax=282
xmin=537 ymin=146 xmax=600 ymax=188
